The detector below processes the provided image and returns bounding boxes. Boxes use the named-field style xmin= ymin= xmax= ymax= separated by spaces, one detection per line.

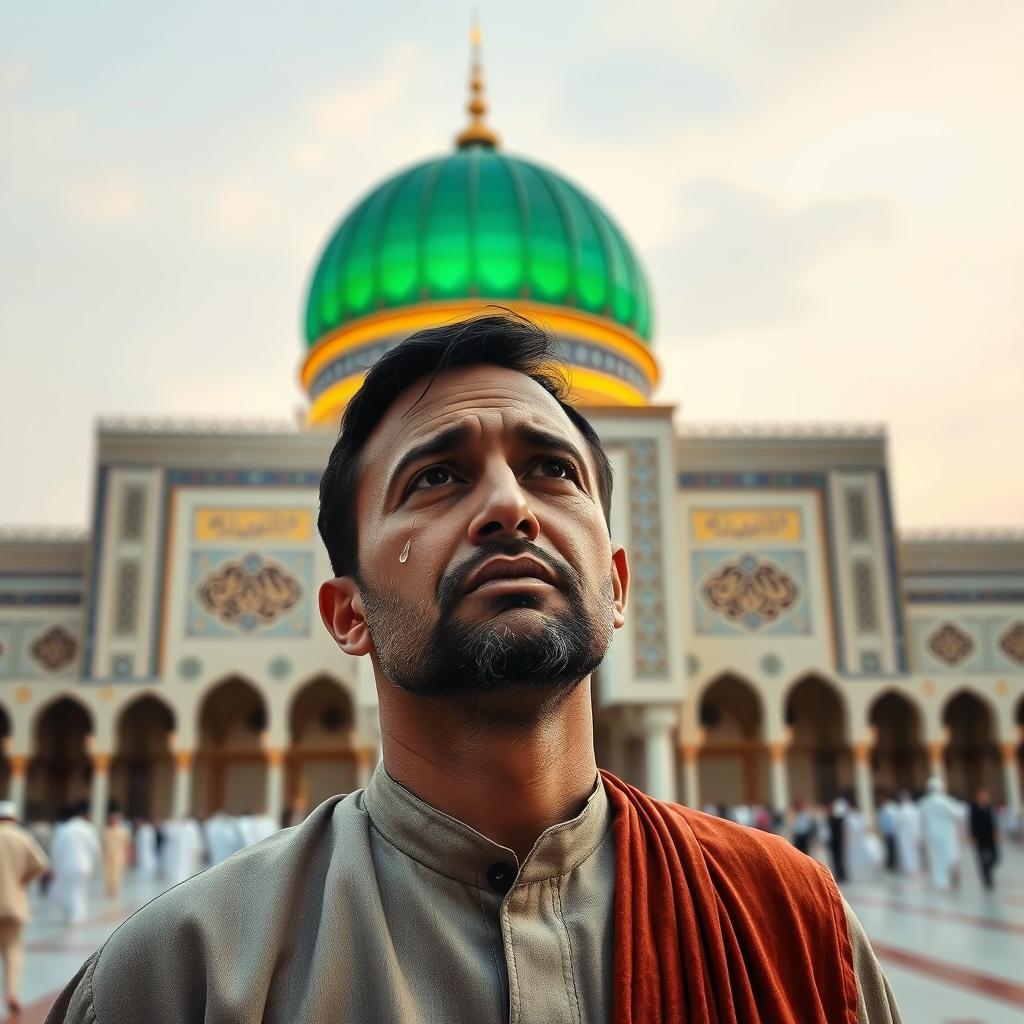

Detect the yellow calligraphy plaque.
xmin=195 ymin=507 xmax=312 ymax=542
xmin=692 ymin=508 xmax=802 ymax=542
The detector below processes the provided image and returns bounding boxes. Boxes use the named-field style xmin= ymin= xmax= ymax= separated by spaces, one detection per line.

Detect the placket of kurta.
xmin=500 ymin=873 xmax=582 ymax=1024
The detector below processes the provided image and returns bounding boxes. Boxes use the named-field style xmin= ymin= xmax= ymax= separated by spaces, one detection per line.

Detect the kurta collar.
xmin=363 ymin=762 xmax=611 ymax=892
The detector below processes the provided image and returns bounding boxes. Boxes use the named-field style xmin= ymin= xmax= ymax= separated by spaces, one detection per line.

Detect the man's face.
xmin=323 ymin=364 xmax=628 ymax=717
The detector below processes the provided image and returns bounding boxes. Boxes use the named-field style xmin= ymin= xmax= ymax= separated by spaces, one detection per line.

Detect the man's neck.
xmin=377 ymin=679 xmax=598 ymax=863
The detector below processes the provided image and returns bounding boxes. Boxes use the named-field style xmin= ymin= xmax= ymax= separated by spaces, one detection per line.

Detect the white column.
xmin=641 ymin=705 xmax=678 ymax=803
xmin=266 ymin=751 xmax=284 ymax=823
xmin=1002 ymin=743 xmax=1022 ymax=815
xmin=769 ymin=742 xmax=789 ymax=815
xmin=8 ymin=758 xmax=27 ymax=820
xmin=681 ymin=745 xmax=700 ymax=808
xmin=853 ymin=743 xmax=875 ymax=827
xmin=90 ymin=754 xmax=111 ymax=824
xmin=172 ymin=752 xmax=193 ymax=819
xmin=927 ymin=741 xmax=945 ymax=777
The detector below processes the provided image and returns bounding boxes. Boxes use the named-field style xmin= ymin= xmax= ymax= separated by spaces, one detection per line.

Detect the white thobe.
xmin=162 ymin=820 xmax=204 ymax=884
xmin=894 ymin=801 xmax=921 ymax=875
xmin=134 ymin=824 xmax=158 ymax=879
xmin=846 ymin=810 xmax=880 ymax=878
xmin=920 ymin=792 xmax=965 ymax=890
xmin=51 ymin=817 xmax=101 ymax=923
xmin=203 ymin=815 xmax=242 ymax=866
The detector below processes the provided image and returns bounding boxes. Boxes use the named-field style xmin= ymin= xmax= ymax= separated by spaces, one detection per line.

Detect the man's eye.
xmin=411 ymin=466 xmax=456 ymax=491
xmin=530 ymin=457 xmax=579 ymax=481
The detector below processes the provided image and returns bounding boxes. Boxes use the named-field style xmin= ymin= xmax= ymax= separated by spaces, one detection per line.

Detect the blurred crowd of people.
xmin=0 ymin=801 xmax=289 ymax=1013
xmin=704 ymin=777 xmax=1020 ymax=891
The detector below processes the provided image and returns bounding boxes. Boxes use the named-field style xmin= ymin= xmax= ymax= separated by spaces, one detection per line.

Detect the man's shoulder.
xmin=83 ymin=792 xmax=368 ymax=1023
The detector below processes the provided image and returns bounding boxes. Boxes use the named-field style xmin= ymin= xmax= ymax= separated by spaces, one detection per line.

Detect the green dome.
xmin=304 ymin=147 xmax=653 ymax=346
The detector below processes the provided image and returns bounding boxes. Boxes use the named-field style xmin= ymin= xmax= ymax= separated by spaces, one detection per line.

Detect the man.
xmin=50 ymin=801 xmax=100 ymax=924
xmin=160 ymin=816 xmax=203 ymax=885
xmin=101 ymin=807 xmax=132 ymax=898
xmin=968 ymin=787 xmax=999 ymax=889
xmin=919 ymin=775 xmax=965 ymax=891
xmin=132 ymin=818 xmax=158 ymax=880
xmin=0 ymin=801 xmax=49 ymax=1015
xmin=894 ymin=790 xmax=921 ymax=874
xmin=47 ymin=315 xmax=901 ymax=1022
xmin=828 ymin=795 xmax=849 ymax=883
xmin=202 ymin=810 xmax=241 ymax=867
xmin=876 ymin=794 xmax=899 ymax=872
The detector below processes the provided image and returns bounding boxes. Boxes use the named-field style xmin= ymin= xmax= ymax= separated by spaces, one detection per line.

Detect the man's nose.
xmin=468 ymin=463 xmax=540 ymax=543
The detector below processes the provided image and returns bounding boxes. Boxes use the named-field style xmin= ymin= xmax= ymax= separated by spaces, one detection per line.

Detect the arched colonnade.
xmin=0 ymin=674 xmax=372 ymax=826
xmin=676 ymin=674 xmax=1022 ymax=822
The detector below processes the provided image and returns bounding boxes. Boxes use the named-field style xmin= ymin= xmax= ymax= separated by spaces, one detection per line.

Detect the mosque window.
xmin=852 ymin=561 xmax=878 ymax=633
xmin=121 ymin=486 xmax=146 ymax=541
xmin=114 ymin=561 xmax=140 ymax=636
xmin=845 ymin=489 xmax=869 ymax=542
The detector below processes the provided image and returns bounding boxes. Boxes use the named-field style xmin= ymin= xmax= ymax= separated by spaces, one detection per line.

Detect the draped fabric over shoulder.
xmin=603 ymin=771 xmax=859 ymax=1024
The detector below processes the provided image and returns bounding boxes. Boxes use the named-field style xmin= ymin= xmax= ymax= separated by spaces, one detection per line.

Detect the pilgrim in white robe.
xmin=133 ymin=823 xmax=158 ymax=879
xmin=51 ymin=817 xmax=101 ymax=924
xmin=161 ymin=819 xmax=204 ymax=884
xmin=919 ymin=778 xmax=965 ymax=890
xmin=894 ymin=795 xmax=922 ymax=875
xmin=203 ymin=814 xmax=242 ymax=866
xmin=846 ymin=808 xmax=881 ymax=879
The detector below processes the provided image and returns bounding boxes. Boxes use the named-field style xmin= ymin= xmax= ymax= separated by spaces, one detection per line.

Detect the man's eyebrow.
xmin=516 ymin=425 xmax=589 ymax=478
xmin=387 ymin=424 xmax=474 ymax=495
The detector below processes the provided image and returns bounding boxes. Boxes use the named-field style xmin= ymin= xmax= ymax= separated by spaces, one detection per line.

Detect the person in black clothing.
xmin=827 ymin=797 xmax=848 ymax=883
xmin=968 ymin=787 xmax=999 ymax=889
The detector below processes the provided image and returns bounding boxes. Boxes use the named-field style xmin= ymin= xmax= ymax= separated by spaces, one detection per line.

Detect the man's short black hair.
xmin=317 ymin=312 xmax=614 ymax=578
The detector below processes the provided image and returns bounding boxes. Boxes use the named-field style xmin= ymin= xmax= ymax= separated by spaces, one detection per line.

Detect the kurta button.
xmin=487 ymin=862 xmax=516 ymax=894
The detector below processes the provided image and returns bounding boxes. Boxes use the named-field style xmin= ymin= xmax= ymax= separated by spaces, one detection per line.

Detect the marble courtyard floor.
xmin=5 ymin=841 xmax=1024 ymax=1023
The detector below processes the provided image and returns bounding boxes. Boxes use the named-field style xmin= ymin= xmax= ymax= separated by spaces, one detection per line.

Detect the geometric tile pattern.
xmin=626 ymin=440 xmax=669 ymax=678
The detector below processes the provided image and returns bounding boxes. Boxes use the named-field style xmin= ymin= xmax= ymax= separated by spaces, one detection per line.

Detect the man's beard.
xmin=357 ymin=539 xmax=613 ymax=709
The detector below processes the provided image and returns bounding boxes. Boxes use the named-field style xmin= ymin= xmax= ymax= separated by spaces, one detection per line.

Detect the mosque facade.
xmin=2 ymin=59 xmax=1022 ymax=828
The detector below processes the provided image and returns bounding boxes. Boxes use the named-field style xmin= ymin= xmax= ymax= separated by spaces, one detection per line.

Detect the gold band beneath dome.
xmin=301 ymin=299 xmax=658 ymax=424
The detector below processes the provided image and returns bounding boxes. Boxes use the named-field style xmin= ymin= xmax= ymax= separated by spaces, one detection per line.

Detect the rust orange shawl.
xmin=602 ymin=771 xmax=858 ymax=1024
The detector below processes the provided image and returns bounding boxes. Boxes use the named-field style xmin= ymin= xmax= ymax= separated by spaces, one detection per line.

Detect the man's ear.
xmin=318 ymin=578 xmax=372 ymax=657
xmin=611 ymin=545 xmax=629 ymax=629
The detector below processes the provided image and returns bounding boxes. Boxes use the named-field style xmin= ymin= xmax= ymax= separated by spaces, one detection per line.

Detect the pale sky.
xmin=2 ymin=1 xmax=1022 ymax=531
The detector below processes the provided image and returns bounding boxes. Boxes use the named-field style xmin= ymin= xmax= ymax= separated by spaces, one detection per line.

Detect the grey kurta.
xmin=47 ymin=766 xmax=900 ymax=1023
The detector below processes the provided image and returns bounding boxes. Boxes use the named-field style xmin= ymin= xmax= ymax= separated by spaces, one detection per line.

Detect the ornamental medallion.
xmin=197 ymin=553 xmax=302 ymax=633
xmin=999 ymin=621 xmax=1024 ymax=665
xmin=702 ymin=554 xmax=799 ymax=631
xmin=927 ymin=622 xmax=973 ymax=666
xmin=30 ymin=625 xmax=77 ymax=671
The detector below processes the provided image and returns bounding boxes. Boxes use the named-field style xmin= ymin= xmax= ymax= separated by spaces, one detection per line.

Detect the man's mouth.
xmin=461 ymin=555 xmax=559 ymax=596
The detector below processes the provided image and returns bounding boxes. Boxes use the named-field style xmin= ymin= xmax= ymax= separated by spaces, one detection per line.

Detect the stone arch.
xmin=868 ymin=689 xmax=927 ymax=797
xmin=27 ymin=695 xmax=95 ymax=820
xmin=111 ymin=695 xmax=177 ymax=822
xmin=941 ymin=689 xmax=1001 ymax=801
xmin=784 ymin=674 xmax=852 ymax=806
xmin=696 ymin=673 xmax=766 ymax=808
xmin=287 ymin=675 xmax=358 ymax=814
xmin=193 ymin=676 xmax=269 ymax=817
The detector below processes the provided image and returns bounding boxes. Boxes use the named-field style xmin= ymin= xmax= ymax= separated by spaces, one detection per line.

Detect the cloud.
xmin=651 ymin=181 xmax=896 ymax=338
xmin=59 ymin=175 xmax=144 ymax=226
xmin=289 ymin=42 xmax=429 ymax=172
xmin=557 ymin=52 xmax=735 ymax=141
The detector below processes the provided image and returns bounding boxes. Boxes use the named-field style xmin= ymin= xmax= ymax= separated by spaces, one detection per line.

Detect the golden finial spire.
xmin=455 ymin=14 xmax=500 ymax=149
